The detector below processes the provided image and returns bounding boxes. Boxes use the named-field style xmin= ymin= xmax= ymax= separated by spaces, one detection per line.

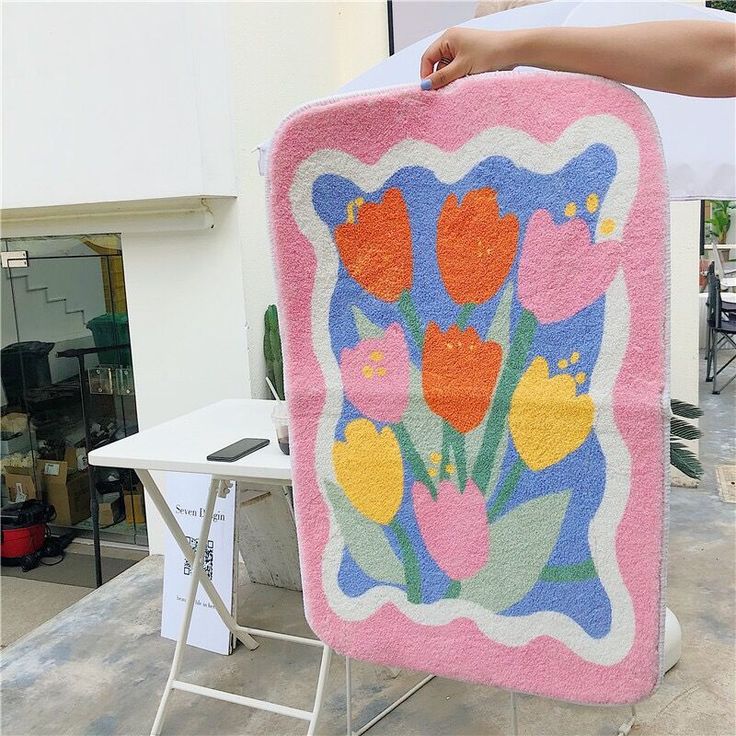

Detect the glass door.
xmin=1 ymin=234 xmax=146 ymax=556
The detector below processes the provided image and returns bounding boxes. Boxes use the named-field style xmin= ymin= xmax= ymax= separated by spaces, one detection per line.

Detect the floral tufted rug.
xmin=267 ymin=73 xmax=669 ymax=705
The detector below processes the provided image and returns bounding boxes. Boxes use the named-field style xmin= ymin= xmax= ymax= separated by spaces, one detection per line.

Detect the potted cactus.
xmin=263 ymin=304 xmax=285 ymax=400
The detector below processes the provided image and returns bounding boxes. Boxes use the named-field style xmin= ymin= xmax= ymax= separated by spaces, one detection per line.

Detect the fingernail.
xmin=420 ymin=78 xmax=432 ymax=91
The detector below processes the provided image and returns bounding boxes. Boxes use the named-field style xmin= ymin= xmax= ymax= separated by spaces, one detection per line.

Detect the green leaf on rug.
xmin=540 ymin=558 xmax=597 ymax=582
xmin=460 ymin=490 xmax=570 ymax=612
xmin=485 ymin=282 xmax=514 ymax=349
xmin=396 ymin=365 xmax=443 ymax=497
xmin=351 ymin=305 xmax=385 ymax=340
xmin=464 ymin=285 xmax=514 ymax=476
xmin=324 ymin=481 xmax=405 ymax=584
xmin=472 ymin=309 xmax=537 ymax=494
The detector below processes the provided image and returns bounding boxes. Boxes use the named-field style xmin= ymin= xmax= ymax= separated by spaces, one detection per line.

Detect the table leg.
xmin=350 ymin=670 xmax=435 ymax=736
xmin=139 ymin=469 xmax=335 ymax=735
xmin=307 ymin=644 xmax=333 ymax=736
xmin=151 ymin=476 xmax=221 ymax=736
xmin=616 ymin=705 xmax=637 ymax=736
xmin=510 ymin=691 xmax=518 ymax=736
xmin=137 ymin=469 xmax=258 ymax=650
xmin=346 ymin=656 xmax=353 ymax=736
xmin=281 ymin=484 xmax=296 ymax=523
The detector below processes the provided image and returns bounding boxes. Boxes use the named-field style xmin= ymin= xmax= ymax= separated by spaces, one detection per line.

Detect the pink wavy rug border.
xmin=267 ymin=72 xmax=669 ymax=704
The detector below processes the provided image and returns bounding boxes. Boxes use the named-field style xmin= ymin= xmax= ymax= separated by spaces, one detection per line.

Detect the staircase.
xmin=2 ymin=261 xmax=110 ymax=383
xmin=4 ymin=268 xmax=88 ymax=342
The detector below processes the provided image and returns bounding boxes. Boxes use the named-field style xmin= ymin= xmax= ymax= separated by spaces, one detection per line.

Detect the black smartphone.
xmin=206 ymin=438 xmax=270 ymax=462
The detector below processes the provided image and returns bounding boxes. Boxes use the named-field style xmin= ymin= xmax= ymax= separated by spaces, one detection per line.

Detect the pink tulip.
xmin=412 ymin=479 xmax=489 ymax=580
xmin=518 ymin=210 xmax=622 ymax=324
xmin=340 ymin=323 xmax=410 ymax=424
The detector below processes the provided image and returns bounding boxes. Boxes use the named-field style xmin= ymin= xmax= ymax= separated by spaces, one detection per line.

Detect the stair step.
xmin=3 ymin=273 xmax=88 ymax=327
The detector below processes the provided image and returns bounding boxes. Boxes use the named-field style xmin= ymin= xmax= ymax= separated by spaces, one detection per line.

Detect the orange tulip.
xmin=334 ymin=188 xmax=413 ymax=302
xmin=422 ymin=322 xmax=502 ymax=434
xmin=437 ymin=188 xmax=518 ymax=305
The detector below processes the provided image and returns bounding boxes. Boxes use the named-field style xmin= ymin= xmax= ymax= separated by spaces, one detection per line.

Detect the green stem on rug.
xmin=487 ymin=458 xmax=524 ymax=522
xmin=389 ymin=518 xmax=422 ymax=604
xmin=485 ymin=429 xmax=509 ymax=498
xmin=445 ymin=580 xmax=461 ymax=599
xmin=398 ymin=290 xmax=424 ymax=350
xmin=540 ymin=559 xmax=598 ymax=582
xmin=449 ymin=426 xmax=467 ymax=490
xmin=472 ymin=309 xmax=537 ymax=494
xmin=457 ymin=303 xmax=476 ymax=329
xmin=393 ymin=421 xmax=437 ymax=498
xmin=440 ymin=423 xmax=451 ymax=481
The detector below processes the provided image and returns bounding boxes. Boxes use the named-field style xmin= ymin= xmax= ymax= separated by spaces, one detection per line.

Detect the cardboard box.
xmin=3 ymin=465 xmax=39 ymax=502
xmin=99 ymin=493 xmax=125 ymax=527
xmin=124 ymin=490 xmax=146 ymax=525
xmin=42 ymin=461 xmax=91 ymax=526
xmin=1 ymin=412 xmax=30 ymax=435
xmin=63 ymin=445 xmax=88 ymax=472
xmin=1 ymin=428 xmax=31 ymax=455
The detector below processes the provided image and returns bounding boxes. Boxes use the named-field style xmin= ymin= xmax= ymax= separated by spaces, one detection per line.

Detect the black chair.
xmin=705 ymin=269 xmax=736 ymax=394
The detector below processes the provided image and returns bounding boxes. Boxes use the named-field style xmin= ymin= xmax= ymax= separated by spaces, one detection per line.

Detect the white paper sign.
xmin=161 ymin=472 xmax=237 ymax=655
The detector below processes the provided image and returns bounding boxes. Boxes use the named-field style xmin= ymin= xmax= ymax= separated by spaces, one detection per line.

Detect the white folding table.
xmin=88 ymin=399 xmax=334 ymax=736
xmin=88 ymin=398 xmax=428 ymax=736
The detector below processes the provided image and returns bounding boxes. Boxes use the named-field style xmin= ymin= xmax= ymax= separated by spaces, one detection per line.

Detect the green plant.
xmin=670 ymin=399 xmax=704 ymax=479
xmin=264 ymin=304 xmax=285 ymax=400
xmin=705 ymin=200 xmax=734 ymax=244
xmin=706 ymin=1 xmax=735 ymax=13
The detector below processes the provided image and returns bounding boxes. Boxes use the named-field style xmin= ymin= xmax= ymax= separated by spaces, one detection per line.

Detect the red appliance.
xmin=1 ymin=524 xmax=47 ymax=561
xmin=1 ymin=500 xmax=55 ymax=565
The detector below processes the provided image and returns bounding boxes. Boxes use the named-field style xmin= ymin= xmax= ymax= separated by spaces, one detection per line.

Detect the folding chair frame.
xmin=705 ymin=270 xmax=736 ymax=394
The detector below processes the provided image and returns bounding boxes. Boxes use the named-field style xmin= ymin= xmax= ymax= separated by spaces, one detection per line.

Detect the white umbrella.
xmin=337 ymin=0 xmax=735 ymax=200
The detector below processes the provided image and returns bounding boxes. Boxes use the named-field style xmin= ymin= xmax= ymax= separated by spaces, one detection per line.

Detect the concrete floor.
xmin=0 ymin=544 xmax=147 ymax=648
xmin=0 ymin=577 xmax=88 ymax=649
xmin=1 ymin=368 xmax=733 ymax=736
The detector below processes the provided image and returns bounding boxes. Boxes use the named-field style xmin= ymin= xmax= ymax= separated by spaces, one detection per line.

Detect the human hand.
xmin=419 ymin=22 xmax=736 ymax=97
xmin=420 ymin=27 xmax=520 ymax=90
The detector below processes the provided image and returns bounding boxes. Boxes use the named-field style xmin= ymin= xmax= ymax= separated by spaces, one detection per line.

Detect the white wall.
xmin=669 ymin=201 xmax=700 ymax=404
xmin=1 ymin=3 xmax=237 ymax=209
xmin=122 ymin=198 xmax=251 ymax=551
xmin=226 ymin=0 xmax=389 ymax=399
xmin=669 ymin=200 xmax=701 ymax=484
xmin=1 ymin=1 xmax=389 ymax=555
xmin=127 ymin=1 xmax=389 ymax=550
xmin=121 ymin=201 xmax=250 ymax=429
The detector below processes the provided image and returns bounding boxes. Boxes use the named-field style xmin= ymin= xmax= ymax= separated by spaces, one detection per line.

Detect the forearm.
xmin=509 ymin=22 xmax=736 ymax=97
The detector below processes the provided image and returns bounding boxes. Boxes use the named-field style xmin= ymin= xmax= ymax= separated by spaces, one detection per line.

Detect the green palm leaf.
xmin=671 ymin=417 xmax=702 ymax=441
xmin=670 ymin=399 xmax=703 ymax=419
xmin=670 ymin=441 xmax=704 ymax=480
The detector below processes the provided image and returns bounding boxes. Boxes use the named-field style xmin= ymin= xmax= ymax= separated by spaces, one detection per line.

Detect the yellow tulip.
xmin=333 ymin=419 xmax=403 ymax=524
xmin=509 ymin=357 xmax=594 ymax=471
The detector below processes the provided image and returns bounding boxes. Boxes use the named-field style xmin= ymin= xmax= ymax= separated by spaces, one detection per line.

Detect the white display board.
xmin=161 ymin=472 xmax=237 ymax=655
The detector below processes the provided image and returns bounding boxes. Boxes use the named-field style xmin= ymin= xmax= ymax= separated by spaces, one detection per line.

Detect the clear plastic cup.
xmin=271 ymin=402 xmax=290 ymax=456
